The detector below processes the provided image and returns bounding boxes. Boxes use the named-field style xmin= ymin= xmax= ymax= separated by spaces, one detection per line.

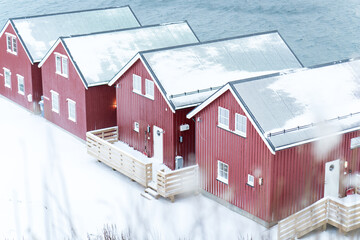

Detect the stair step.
xmin=140 ymin=192 xmax=153 ymax=200
xmin=145 ymin=188 xmax=160 ymax=199
xmin=148 ymin=181 xmax=157 ymax=190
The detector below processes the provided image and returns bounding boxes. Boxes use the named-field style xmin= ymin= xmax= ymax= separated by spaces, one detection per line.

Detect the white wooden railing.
xmin=278 ymin=196 xmax=360 ymax=240
xmin=156 ymin=165 xmax=198 ymax=202
xmin=86 ymin=127 xmax=152 ymax=187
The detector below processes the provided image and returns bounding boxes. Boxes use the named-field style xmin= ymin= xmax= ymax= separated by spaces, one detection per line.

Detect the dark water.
xmin=1 ymin=0 xmax=360 ymax=66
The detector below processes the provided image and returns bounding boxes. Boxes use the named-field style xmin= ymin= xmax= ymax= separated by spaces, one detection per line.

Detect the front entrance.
xmin=153 ymin=125 xmax=164 ymax=163
xmin=324 ymin=159 xmax=340 ymax=198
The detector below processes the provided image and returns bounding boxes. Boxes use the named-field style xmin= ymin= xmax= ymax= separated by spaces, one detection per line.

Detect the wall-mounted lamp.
xmin=259 ymin=177 xmax=263 ymax=186
xmin=345 ymin=161 xmax=348 ymax=168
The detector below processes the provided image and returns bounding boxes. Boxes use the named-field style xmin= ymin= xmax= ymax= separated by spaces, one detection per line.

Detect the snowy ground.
xmin=1 ymin=94 xmax=360 ymax=240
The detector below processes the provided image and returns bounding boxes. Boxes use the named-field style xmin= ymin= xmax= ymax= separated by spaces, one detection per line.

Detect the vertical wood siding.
xmin=41 ymin=43 xmax=87 ymax=139
xmin=271 ymin=130 xmax=360 ymax=222
xmin=114 ymin=59 xmax=195 ymax=169
xmin=195 ymin=90 xmax=274 ymax=222
xmin=0 ymin=23 xmax=41 ymax=112
xmin=85 ymin=85 xmax=116 ymax=132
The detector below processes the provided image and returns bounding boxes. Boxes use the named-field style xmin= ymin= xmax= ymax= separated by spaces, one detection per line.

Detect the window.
xmin=247 ymin=174 xmax=254 ymax=187
xmin=67 ymin=99 xmax=76 ymax=122
xmin=235 ymin=113 xmax=247 ymax=137
xmin=218 ymin=107 xmax=229 ymax=128
xmin=217 ymin=160 xmax=229 ymax=184
xmin=6 ymin=33 xmax=17 ymax=54
xmin=55 ymin=53 xmax=68 ymax=77
xmin=3 ymin=68 xmax=11 ymax=88
xmin=17 ymin=74 xmax=24 ymax=95
xmin=134 ymin=122 xmax=139 ymax=132
xmin=51 ymin=91 xmax=59 ymax=113
xmin=145 ymin=79 xmax=154 ymax=99
xmin=351 ymin=137 xmax=360 ymax=149
xmin=133 ymin=74 xmax=141 ymax=94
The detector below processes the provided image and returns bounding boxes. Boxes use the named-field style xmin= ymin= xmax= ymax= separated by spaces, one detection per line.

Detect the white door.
xmin=324 ymin=159 xmax=340 ymax=198
xmin=153 ymin=126 xmax=163 ymax=163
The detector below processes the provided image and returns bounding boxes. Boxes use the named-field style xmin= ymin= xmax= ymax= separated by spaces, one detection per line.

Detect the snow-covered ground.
xmin=0 ymin=94 xmax=359 ymax=240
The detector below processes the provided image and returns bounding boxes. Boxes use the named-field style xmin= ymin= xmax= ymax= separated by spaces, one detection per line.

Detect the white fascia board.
xmin=39 ymin=39 xmax=88 ymax=90
xmin=228 ymin=87 xmax=276 ymax=155
xmin=187 ymin=85 xmax=231 ymax=119
xmin=187 ymin=84 xmax=276 ymax=155
xmin=175 ymin=102 xmax=201 ymax=110
xmin=0 ymin=20 xmax=10 ymax=38
xmin=38 ymin=38 xmax=62 ymax=68
xmin=109 ymin=53 xmax=176 ymax=113
xmin=2 ymin=21 xmax=34 ymax=64
xmin=108 ymin=53 xmax=141 ymax=86
xmin=274 ymin=125 xmax=360 ymax=152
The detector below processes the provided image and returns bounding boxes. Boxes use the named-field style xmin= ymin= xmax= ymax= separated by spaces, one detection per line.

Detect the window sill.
xmin=133 ymin=90 xmax=142 ymax=96
xmin=246 ymin=183 xmax=254 ymax=188
xmin=5 ymin=85 xmax=11 ymax=89
xmin=56 ymin=72 xmax=68 ymax=78
xmin=68 ymin=117 xmax=76 ymax=123
xmin=217 ymin=125 xmax=246 ymax=138
xmin=144 ymin=94 xmax=154 ymax=100
xmin=18 ymin=91 xmax=25 ymax=95
xmin=52 ymin=109 xmax=60 ymax=114
xmin=7 ymin=50 xmax=17 ymax=55
xmin=216 ymin=177 xmax=228 ymax=185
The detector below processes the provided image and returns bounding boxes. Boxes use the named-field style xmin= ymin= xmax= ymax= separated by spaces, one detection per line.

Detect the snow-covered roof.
xmin=9 ymin=6 xmax=140 ymax=63
xmin=57 ymin=22 xmax=199 ymax=87
xmin=139 ymin=31 xmax=303 ymax=110
xmin=230 ymin=59 xmax=360 ymax=150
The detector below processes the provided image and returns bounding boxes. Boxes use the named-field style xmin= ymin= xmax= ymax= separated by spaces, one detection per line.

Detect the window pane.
xmin=51 ymin=92 xmax=59 ymax=112
xmin=62 ymin=57 xmax=68 ymax=76
xmin=55 ymin=56 xmax=61 ymax=73
xmin=4 ymin=69 xmax=11 ymax=87
xmin=145 ymin=79 xmax=154 ymax=98
xmin=68 ymin=100 xmax=76 ymax=121
xmin=17 ymin=75 xmax=24 ymax=94
xmin=6 ymin=35 xmax=11 ymax=51
xmin=12 ymin=37 xmax=17 ymax=53
xmin=133 ymin=74 xmax=141 ymax=93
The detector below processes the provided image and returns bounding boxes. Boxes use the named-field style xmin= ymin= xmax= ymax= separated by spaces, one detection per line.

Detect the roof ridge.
xmin=139 ymin=30 xmax=280 ymax=55
xmin=10 ymin=5 xmax=131 ymax=21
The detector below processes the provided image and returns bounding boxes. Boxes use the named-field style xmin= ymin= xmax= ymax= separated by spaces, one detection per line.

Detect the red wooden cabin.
xmin=109 ymin=31 xmax=303 ymax=170
xmin=38 ymin=22 xmax=199 ymax=139
xmin=187 ymin=59 xmax=360 ymax=227
xmin=0 ymin=6 xmax=140 ymax=113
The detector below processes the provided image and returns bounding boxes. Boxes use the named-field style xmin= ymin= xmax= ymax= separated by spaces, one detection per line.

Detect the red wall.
xmin=115 ymin=59 xmax=195 ymax=169
xmin=85 ymin=84 xmax=116 ymax=132
xmin=195 ymin=89 xmax=360 ymax=224
xmin=0 ymin=23 xmax=42 ymax=112
xmin=41 ymin=42 xmax=117 ymax=139
xmin=194 ymin=90 xmax=274 ymax=222
xmin=41 ymin=42 xmax=87 ymax=139
xmin=271 ymin=130 xmax=360 ymax=222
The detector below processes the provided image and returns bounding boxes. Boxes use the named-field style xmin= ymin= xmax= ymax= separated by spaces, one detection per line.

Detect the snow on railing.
xmin=86 ymin=127 xmax=152 ymax=187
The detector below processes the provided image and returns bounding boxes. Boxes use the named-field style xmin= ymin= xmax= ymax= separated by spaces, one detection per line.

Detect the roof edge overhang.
xmin=38 ymin=38 xmax=89 ymax=89
xmin=274 ymin=125 xmax=360 ymax=152
xmin=187 ymin=83 xmax=276 ymax=155
xmin=1 ymin=20 xmax=34 ymax=64
xmin=109 ymin=53 xmax=176 ymax=113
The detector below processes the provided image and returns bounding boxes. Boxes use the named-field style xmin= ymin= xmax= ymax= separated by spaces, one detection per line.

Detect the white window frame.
xmin=3 ymin=68 xmax=11 ymax=88
xmin=17 ymin=74 xmax=24 ymax=95
xmin=51 ymin=90 xmax=60 ymax=113
xmin=145 ymin=79 xmax=154 ymax=100
xmin=235 ymin=113 xmax=247 ymax=137
xmin=247 ymin=174 xmax=254 ymax=187
xmin=6 ymin=33 xmax=17 ymax=55
xmin=217 ymin=160 xmax=229 ymax=184
xmin=218 ymin=107 xmax=229 ymax=129
xmin=55 ymin=53 xmax=68 ymax=78
xmin=133 ymin=74 xmax=141 ymax=94
xmin=134 ymin=122 xmax=139 ymax=132
xmin=351 ymin=137 xmax=360 ymax=149
xmin=67 ymin=99 xmax=76 ymax=122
